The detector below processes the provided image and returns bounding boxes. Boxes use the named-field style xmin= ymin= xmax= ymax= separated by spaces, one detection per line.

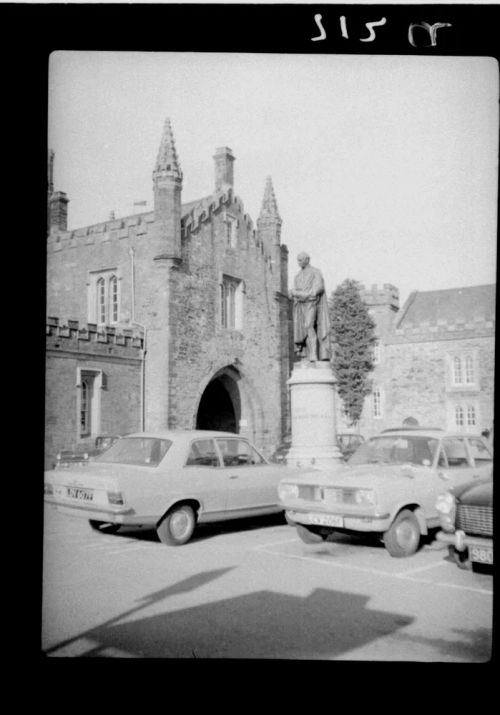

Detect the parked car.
xmin=55 ymin=434 xmax=120 ymax=468
xmin=435 ymin=476 xmax=493 ymax=570
xmin=45 ymin=430 xmax=299 ymax=546
xmin=278 ymin=429 xmax=493 ymax=558
xmin=336 ymin=433 xmax=365 ymax=461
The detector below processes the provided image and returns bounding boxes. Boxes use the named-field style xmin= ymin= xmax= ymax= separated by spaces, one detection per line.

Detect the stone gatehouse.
xmin=46 ymin=119 xmax=291 ymax=468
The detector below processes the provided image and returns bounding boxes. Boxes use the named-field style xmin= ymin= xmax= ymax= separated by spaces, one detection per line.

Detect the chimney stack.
xmin=49 ymin=191 xmax=69 ymax=232
xmin=213 ymin=147 xmax=235 ymax=192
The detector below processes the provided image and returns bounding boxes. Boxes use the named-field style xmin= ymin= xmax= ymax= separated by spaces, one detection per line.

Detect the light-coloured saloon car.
xmin=44 ymin=430 xmax=291 ymax=545
xmin=278 ymin=429 xmax=493 ymax=557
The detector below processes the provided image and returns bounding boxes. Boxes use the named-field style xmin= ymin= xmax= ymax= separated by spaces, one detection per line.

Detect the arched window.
xmin=220 ymin=275 xmax=243 ymax=329
xmin=109 ymin=275 xmax=119 ymax=323
xmin=91 ymin=271 xmax=120 ymax=325
xmin=97 ymin=278 xmax=106 ymax=325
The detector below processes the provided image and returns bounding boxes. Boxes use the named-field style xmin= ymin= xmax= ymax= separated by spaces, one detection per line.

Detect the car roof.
xmin=375 ymin=429 xmax=485 ymax=439
xmin=381 ymin=427 xmax=444 ymax=432
xmin=123 ymin=430 xmax=243 ymax=440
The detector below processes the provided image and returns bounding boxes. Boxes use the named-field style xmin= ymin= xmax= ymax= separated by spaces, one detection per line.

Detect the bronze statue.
xmin=290 ymin=252 xmax=331 ymax=362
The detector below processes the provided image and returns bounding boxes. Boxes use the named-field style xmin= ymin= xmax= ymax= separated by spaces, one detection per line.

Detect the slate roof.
xmin=396 ymin=285 xmax=496 ymax=328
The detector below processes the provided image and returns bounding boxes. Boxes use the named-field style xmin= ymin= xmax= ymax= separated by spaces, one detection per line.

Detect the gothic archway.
xmin=196 ymin=371 xmax=241 ymax=433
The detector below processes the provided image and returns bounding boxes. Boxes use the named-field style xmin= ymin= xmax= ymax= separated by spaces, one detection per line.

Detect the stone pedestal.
xmin=286 ymin=361 xmax=343 ymax=469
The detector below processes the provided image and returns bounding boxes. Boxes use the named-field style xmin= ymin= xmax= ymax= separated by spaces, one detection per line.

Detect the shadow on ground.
xmin=45 ymin=568 xmax=420 ymax=659
xmin=107 ymin=511 xmax=288 ymax=543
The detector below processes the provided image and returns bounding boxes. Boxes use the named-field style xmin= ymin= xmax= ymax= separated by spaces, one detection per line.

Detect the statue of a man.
xmin=290 ymin=252 xmax=331 ymax=362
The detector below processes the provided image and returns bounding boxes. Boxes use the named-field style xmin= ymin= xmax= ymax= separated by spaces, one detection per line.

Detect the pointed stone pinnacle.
xmin=259 ymin=176 xmax=281 ymax=221
xmin=154 ymin=117 xmax=183 ymax=180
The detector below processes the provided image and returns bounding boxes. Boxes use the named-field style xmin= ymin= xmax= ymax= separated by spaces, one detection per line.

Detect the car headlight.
xmin=436 ymin=491 xmax=456 ymax=532
xmin=278 ymin=483 xmax=299 ymax=501
xmin=44 ymin=483 xmax=54 ymax=495
xmin=353 ymin=489 xmax=376 ymax=506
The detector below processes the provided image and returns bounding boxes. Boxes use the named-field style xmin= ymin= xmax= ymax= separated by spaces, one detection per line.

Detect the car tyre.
xmin=88 ymin=520 xmax=121 ymax=534
xmin=449 ymin=545 xmax=472 ymax=570
xmin=383 ymin=509 xmax=421 ymax=557
xmin=157 ymin=504 xmax=196 ymax=546
xmin=295 ymin=524 xmax=325 ymax=544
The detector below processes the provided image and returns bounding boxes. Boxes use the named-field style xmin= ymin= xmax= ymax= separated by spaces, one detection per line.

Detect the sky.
xmin=48 ymin=51 xmax=498 ymax=309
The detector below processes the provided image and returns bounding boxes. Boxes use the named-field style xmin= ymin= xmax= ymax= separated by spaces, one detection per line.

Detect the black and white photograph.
xmin=37 ymin=4 xmax=497 ymax=662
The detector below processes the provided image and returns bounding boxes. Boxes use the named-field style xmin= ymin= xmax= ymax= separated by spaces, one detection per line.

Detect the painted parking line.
xmin=393 ymin=561 xmax=446 ymax=577
xmin=254 ymin=542 xmax=493 ymax=595
xmin=394 ymin=573 xmax=492 ymax=595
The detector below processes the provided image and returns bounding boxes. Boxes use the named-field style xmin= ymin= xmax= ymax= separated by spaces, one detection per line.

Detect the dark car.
xmin=55 ymin=434 xmax=120 ymax=468
xmin=436 ymin=476 xmax=493 ymax=570
xmin=337 ymin=433 xmax=364 ymax=460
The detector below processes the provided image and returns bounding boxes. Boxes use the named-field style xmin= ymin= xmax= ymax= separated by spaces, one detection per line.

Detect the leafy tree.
xmin=329 ymin=279 xmax=377 ymax=426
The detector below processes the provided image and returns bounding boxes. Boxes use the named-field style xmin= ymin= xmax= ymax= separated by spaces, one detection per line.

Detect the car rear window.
xmin=95 ymin=437 xmax=172 ymax=467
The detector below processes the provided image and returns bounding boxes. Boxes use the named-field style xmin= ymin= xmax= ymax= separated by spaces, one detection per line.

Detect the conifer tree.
xmin=329 ymin=279 xmax=377 ymax=426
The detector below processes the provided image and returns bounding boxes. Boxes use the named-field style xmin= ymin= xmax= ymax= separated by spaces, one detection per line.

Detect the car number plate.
xmin=67 ymin=487 xmax=94 ymax=501
xmin=470 ymin=546 xmax=493 ymax=565
xmin=308 ymin=513 xmax=343 ymax=527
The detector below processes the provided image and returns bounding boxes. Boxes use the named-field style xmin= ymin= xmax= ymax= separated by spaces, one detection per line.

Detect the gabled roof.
xmin=396 ymin=284 xmax=496 ymax=328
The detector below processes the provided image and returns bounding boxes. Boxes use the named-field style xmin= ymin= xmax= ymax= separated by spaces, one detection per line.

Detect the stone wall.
xmin=45 ymin=319 xmax=143 ymax=468
xmin=165 ymin=192 xmax=289 ymax=454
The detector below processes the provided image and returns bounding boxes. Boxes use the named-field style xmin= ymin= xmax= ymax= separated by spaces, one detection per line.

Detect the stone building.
xmin=46 ymin=119 xmax=291 ymax=468
xmin=337 ymin=283 xmax=496 ymax=437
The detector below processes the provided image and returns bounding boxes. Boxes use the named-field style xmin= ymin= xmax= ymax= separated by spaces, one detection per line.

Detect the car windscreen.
xmin=348 ymin=435 xmax=439 ymax=466
xmin=94 ymin=437 xmax=173 ymax=467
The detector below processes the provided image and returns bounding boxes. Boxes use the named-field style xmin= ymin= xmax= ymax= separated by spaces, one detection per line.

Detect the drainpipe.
xmin=129 ymin=247 xmax=147 ymax=432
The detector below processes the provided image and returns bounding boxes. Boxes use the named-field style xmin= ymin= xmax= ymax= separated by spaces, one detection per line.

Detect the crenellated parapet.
xmin=47 ymin=211 xmax=155 ymax=254
xmin=46 ymin=317 xmax=144 ymax=356
xmin=390 ymin=315 xmax=496 ymax=343
xmin=359 ymin=283 xmax=400 ymax=311
xmin=181 ymin=188 xmax=254 ymax=238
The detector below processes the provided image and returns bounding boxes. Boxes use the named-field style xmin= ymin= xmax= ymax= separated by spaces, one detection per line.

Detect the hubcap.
xmin=171 ymin=510 xmax=190 ymax=538
xmin=396 ymin=520 xmax=418 ymax=549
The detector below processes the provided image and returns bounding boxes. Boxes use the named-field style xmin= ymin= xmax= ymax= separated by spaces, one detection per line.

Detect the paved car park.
xmin=42 ymin=505 xmax=492 ymax=661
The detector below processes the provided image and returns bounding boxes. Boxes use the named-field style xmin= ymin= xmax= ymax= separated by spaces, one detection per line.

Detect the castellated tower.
xmin=144 ymin=118 xmax=184 ymax=430
xmin=360 ymin=283 xmax=400 ymax=338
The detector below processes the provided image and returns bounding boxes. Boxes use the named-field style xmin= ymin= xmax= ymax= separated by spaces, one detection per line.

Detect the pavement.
xmin=41 ymin=505 xmax=493 ymax=661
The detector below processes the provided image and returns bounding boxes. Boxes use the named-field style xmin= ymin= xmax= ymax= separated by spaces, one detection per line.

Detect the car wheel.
xmin=383 ymin=509 xmax=421 ymax=557
xmin=157 ymin=505 xmax=196 ymax=546
xmin=295 ymin=524 xmax=326 ymax=544
xmin=449 ymin=545 xmax=472 ymax=570
xmin=88 ymin=520 xmax=121 ymax=534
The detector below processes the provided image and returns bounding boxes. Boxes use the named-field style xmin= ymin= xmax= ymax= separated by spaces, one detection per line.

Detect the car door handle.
xmin=229 ymin=475 xmax=239 ymax=479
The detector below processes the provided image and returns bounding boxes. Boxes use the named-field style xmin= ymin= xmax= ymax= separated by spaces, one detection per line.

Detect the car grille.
xmin=456 ymin=504 xmax=493 ymax=537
